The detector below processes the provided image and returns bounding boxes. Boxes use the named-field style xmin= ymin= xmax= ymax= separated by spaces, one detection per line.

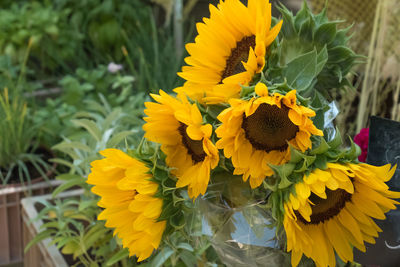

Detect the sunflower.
xmin=143 ymin=90 xmax=219 ymax=199
xmin=176 ymin=0 xmax=282 ymax=103
xmin=215 ymin=83 xmax=322 ymax=188
xmin=284 ymin=163 xmax=400 ymax=267
xmin=87 ymin=149 xmax=166 ymax=262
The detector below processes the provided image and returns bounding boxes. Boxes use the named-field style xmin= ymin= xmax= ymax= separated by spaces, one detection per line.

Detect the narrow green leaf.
xmin=50 ymin=158 xmax=74 ymax=169
xmin=52 ymin=177 xmax=85 ymax=197
xmin=24 ymin=229 xmax=56 ymax=253
xmin=176 ymin=243 xmax=194 ymax=252
xmin=52 ymin=141 xmax=92 ymax=152
xmin=310 ymin=137 xmax=330 ymax=155
xmin=107 ymin=131 xmax=133 ymax=148
xmin=71 ymin=119 xmax=102 ymax=142
xmin=150 ymin=247 xmax=174 ymax=267
xmin=105 ymin=248 xmax=130 ymax=266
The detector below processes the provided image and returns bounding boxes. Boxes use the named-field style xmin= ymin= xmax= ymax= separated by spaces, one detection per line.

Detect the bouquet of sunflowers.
xmin=87 ymin=0 xmax=400 ymax=266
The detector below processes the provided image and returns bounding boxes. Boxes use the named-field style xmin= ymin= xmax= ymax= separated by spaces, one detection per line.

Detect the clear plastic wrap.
xmin=324 ymin=101 xmax=339 ymax=141
xmin=197 ymin=176 xmax=314 ymax=267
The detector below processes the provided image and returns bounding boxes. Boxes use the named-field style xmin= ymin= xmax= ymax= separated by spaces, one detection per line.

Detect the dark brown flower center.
xmin=297 ymin=188 xmax=352 ymax=225
xmin=241 ymin=103 xmax=299 ymax=152
xmin=178 ymin=123 xmax=206 ymax=163
xmin=221 ymin=35 xmax=256 ymax=81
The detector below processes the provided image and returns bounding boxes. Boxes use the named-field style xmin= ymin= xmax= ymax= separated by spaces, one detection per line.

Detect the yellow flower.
xmin=87 ymin=149 xmax=166 ymax=262
xmin=143 ymin=90 xmax=219 ymax=199
xmin=176 ymin=0 xmax=282 ymax=103
xmin=284 ymin=163 xmax=400 ymax=267
xmin=215 ymin=83 xmax=322 ymax=188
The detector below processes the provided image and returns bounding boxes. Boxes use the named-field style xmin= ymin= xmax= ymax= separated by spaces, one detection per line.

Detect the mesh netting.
xmin=310 ymin=0 xmax=378 ymax=56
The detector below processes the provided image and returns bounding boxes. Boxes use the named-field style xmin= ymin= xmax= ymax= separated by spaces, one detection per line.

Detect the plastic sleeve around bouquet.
xmin=196 ymin=174 xmax=313 ymax=267
xmin=324 ymin=101 xmax=339 ymax=142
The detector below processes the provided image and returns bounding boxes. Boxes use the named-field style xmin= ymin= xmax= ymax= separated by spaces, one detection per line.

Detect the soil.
xmin=0 ymin=147 xmax=56 ymax=186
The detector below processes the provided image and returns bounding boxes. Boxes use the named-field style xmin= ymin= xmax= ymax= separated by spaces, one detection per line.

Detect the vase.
xmin=196 ymin=173 xmax=301 ymax=267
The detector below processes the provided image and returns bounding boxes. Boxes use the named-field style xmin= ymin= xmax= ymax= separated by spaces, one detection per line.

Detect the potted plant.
xmin=23 ymin=98 xmax=219 ymax=267
xmin=0 ymin=87 xmax=59 ymax=265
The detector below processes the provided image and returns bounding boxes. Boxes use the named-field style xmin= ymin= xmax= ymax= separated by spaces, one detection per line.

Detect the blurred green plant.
xmin=59 ymin=65 xmax=136 ymax=107
xmin=0 ymin=87 xmax=49 ymax=185
xmin=0 ymin=2 xmax=82 ymax=75
xmin=26 ymin=100 xmax=221 ymax=266
xmin=0 ymin=0 xmax=191 ymax=94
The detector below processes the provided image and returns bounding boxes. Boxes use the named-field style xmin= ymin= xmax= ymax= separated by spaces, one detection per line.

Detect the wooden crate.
xmin=21 ymin=189 xmax=84 ymax=267
xmin=0 ymin=180 xmax=62 ymax=266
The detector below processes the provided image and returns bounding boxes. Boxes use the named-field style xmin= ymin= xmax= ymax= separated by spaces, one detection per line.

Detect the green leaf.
xmin=345 ymin=138 xmax=361 ymax=160
xmin=176 ymin=243 xmax=194 ymax=252
xmin=49 ymin=158 xmax=74 ymax=169
xmin=105 ymin=248 xmax=130 ymax=266
xmin=107 ymin=131 xmax=134 ymax=148
xmin=56 ymin=174 xmax=81 ymax=180
xmin=78 ymin=199 xmax=98 ymax=211
xmin=289 ymin=146 xmax=304 ymax=163
xmin=270 ymin=163 xmax=295 ymax=189
xmin=327 ymin=128 xmax=343 ymax=149
xmin=83 ymin=224 xmax=110 ymax=250
xmin=314 ymin=22 xmax=337 ymax=45
xmin=24 ymin=229 xmax=57 ymax=253
xmin=278 ymin=5 xmax=296 ymax=39
xmin=298 ymin=17 xmax=314 ymax=42
xmin=310 ymin=137 xmax=330 ymax=155
xmin=283 ymin=49 xmax=317 ymax=91
xmin=52 ymin=141 xmax=92 ymax=153
xmin=158 ymin=202 xmax=176 ymax=221
xmin=316 ymin=45 xmax=328 ymax=75
xmin=150 ymin=247 xmax=174 ymax=267
xmin=52 ymin=177 xmax=85 ymax=197
xmin=71 ymin=119 xmax=102 ymax=142
xmin=314 ymin=154 xmax=327 ymax=170
xmin=170 ymin=211 xmax=185 ymax=229
xmin=62 ymin=241 xmax=81 ymax=257
xmin=179 ymin=250 xmax=197 ymax=267
xmin=328 ymin=46 xmax=355 ymax=63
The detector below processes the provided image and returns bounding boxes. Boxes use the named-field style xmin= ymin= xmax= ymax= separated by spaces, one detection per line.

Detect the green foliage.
xmin=59 ymin=65 xmax=136 ymax=107
xmin=50 ymin=98 xmax=143 ymax=180
xmin=0 ymin=0 xmax=190 ymax=93
xmin=0 ymin=2 xmax=82 ymax=74
xmin=267 ymin=0 xmax=363 ymax=98
xmin=25 ymin=194 xmax=128 ymax=266
xmin=33 ymin=68 xmax=147 ymax=147
xmin=0 ymin=88 xmax=49 ymax=185
xmin=31 ymin=107 xmax=221 ymax=266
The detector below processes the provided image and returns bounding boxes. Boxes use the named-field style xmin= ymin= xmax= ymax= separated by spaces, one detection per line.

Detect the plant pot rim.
xmin=21 ymin=189 xmax=84 ymax=267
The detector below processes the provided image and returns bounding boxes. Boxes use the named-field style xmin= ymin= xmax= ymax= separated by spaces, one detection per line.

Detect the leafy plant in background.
xmin=0 ymin=2 xmax=82 ymax=76
xmin=0 ymin=0 xmax=192 ymax=94
xmin=27 ymin=102 xmax=221 ymax=267
xmin=59 ymin=65 xmax=136 ymax=107
xmin=33 ymin=68 xmax=145 ymax=148
xmin=0 ymin=88 xmax=49 ymax=185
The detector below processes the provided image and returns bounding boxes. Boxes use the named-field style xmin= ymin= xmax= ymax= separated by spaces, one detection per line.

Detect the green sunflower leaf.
xmin=310 ymin=136 xmax=330 ymax=155
xmin=316 ymin=45 xmax=328 ymax=75
xmin=169 ymin=210 xmax=185 ymax=230
xmin=283 ymin=49 xmax=317 ymax=92
xmin=345 ymin=137 xmax=362 ymax=160
xmin=313 ymin=22 xmax=337 ymax=45
xmin=314 ymin=154 xmax=327 ymax=170
xmin=327 ymin=128 xmax=343 ymax=149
